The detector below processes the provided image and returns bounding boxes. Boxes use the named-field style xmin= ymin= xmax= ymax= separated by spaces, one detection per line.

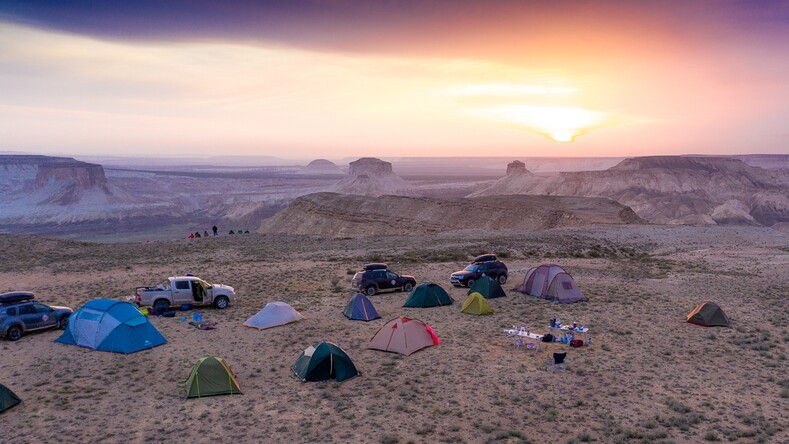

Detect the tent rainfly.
xmin=292 ymin=342 xmax=359 ymax=382
xmin=343 ymin=293 xmax=381 ymax=321
xmin=512 ymin=264 xmax=586 ymax=304
xmin=367 ymin=317 xmax=439 ymax=356
xmin=185 ymin=356 xmax=242 ymax=398
xmin=461 ymin=292 xmax=494 ymax=315
xmin=403 ymin=283 xmax=454 ymax=308
xmin=0 ymin=384 xmax=21 ymax=413
xmin=686 ymin=302 xmax=731 ymax=327
xmin=243 ymin=302 xmax=303 ymax=329
xmin=468 ymin=276 xmax=507 ymax=299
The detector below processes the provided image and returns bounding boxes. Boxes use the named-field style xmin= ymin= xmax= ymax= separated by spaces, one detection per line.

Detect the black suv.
xmin=450 ymin=254 xmax=508 ymax=287
xmin=351 ymin=264 xmax=417 ymax=296
xmin=0 ymin=292 xmax=73 ymax=341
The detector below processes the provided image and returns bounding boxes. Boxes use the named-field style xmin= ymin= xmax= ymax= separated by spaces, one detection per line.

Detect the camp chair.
xmin=514 ymin=338 xmax=525 ymax=349
xmin=526 ymin=342 xmax=540 ymax=352
xmin=547 ymin=352 xmax=567 ymax=372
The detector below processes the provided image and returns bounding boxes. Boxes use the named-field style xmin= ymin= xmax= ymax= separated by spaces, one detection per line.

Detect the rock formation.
xmin=471 ymin=156 xmax=789 ymax=227
xmin=259 ymin=192 xmax=642 ymax=236
xmin=506 ymin=160 xmax=530 ymax=175
xmin=330 ymin=157 xmax=412 ymax=197
xmin=295 ymin=159 xmax=344 ymax=176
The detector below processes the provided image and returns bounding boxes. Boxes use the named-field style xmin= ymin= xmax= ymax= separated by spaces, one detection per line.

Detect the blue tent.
xmin=343 ymin=293 xmax=380 ymax=321
xmin=55 ymin=299 xmax=167 ymax=354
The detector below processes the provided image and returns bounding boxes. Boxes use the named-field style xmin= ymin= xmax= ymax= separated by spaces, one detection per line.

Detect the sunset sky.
xmin=0 ymin=1 xmax=786 ymax=159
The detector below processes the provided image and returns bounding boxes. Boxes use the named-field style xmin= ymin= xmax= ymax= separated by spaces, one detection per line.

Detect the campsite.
xmin=1 ymin=225 xmax=787 ymax=443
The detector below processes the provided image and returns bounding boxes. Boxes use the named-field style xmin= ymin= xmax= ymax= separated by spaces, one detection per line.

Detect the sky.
xmin=0 ymin=1 xmax=787 ymax=159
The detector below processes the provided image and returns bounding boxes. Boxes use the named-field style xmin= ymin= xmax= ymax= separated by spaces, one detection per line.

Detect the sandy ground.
xmin=1 ymin=225 xmax=787 ymax=443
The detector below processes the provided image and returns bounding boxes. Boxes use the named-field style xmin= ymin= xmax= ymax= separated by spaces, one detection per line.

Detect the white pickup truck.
xmin=134 ymin=276 xmax=236 ymax=313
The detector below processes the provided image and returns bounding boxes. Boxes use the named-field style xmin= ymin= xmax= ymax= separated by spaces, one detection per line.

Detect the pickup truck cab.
xmin=134 ymin=276 xmax=236 ymax=313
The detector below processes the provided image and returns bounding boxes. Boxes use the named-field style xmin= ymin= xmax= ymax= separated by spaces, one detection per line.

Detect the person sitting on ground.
xmin=195 ymin=231 xmax=201 ymax=238
xmin=229 ymin=230 xmax=235 ymax=235
xmin=203 ymin=230 xmax=209 ymax=237
xmin=188 ymin=233 xmax=195 ymax=239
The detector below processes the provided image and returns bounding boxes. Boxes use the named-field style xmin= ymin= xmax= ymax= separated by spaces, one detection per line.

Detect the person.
xmin=203 ymin=230 xmax=209 ymax=237
xmin=188 ymin=233 xmax=195 ymax=239
xmin=212 ymin=225 xmax=218 ymax=236
xmin=229 ymin=230 xmax=235 ymax=235
xmin=194 ymin=231 xmax=201 ymax=238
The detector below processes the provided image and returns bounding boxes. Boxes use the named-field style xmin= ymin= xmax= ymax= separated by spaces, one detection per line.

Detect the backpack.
xmin=541 ymin=333 xmax=554 ymax=343
xmin=569 ymin=339 xmax=584 ymax=347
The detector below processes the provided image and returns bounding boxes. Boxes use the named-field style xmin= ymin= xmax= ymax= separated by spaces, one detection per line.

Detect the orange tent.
xmin=367 ymin=317 xmax=439 ymax=356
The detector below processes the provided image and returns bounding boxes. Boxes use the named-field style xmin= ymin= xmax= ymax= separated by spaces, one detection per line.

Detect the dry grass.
xmin=1 ymin=225 xmax=788 ymax=443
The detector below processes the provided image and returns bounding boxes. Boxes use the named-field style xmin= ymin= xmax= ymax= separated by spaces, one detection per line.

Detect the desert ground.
xmin=1 ymin=225 xmax=788 ymax=443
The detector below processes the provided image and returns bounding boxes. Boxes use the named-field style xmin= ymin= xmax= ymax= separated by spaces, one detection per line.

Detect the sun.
xmin=473 ymin=104 xmax=609 ymax=143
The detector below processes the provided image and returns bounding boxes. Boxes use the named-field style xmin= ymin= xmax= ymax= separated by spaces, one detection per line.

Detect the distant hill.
xmin=258 ymin=192 xmax=642 ymax=236
xmin=471 ymin=156 xmax=789 ymax=226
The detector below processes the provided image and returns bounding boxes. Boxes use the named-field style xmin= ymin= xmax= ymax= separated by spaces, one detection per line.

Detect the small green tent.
xmin=461 ymin=292 xmax=494 ymax=315
xmin=185 ymin=356 xmax=242 ymax=398
xmin=293 ymin=342 xmax=359 ymax=382
xmin=0 ymin=384 xmax=21 ymax=413
xmin=403 ymin=283 xmax=453 ymax=308
xmin=467 ymin=276 xmax=507 ymax=299
xmin=686 ymin=302 xmax=731 ymax=327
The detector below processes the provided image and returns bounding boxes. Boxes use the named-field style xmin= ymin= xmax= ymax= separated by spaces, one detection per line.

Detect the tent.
xmin=55 ymin=299 xmax=167 ymax=353
xmin=243 ymin=302 xmax=303 ymax=329
xmin=185 ymin=356 xmax=242 ymax=398
xmin=686 ymin=302 xmax=731 ymax=327
xmin=512 ymin=264 xmax=586 ymax=304
xmin=468 ymin=276 xmax=507 ymax=299
xmin=461 ymin=292 xmax=494 ymax=315
xmin=403 ymin=283 xmax=453 ymax=308
xmin=367 ymin=317 xmax=439 ymax=356
xmin=0 ymin=384 xmax=21 ymax=413
xmin=292 ymin=342 xmax=359 ymax=382
xmin=343 ymin=293 xmax=381 ymax=321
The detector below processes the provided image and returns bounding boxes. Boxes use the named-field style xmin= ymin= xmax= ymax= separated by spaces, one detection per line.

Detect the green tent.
xmin=293 ymin=342 xmax=359 ymax=382
xmin=403 ymin=283 xmax=454 ymax=308
xmin=467 ymin=276 xmax=507 ymax=299
xmin=0 ymin=384 xmax=21 ymax=413
xmin=185 ymin=356 xmax=242 ymax=398
xmin=461 ymin=292 xmax=494 ymax=315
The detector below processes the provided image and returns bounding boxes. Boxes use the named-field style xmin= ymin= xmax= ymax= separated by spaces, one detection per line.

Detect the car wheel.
xmin=498 ymin=274 xmax=508 ymax=284
xmin=59 ymin=316 xmax=69 ymax=330
xmin=402 ymin=282 xmax=414 ymax=293
xmin=154 ymin=299 xmax=170 ymax=314
xmin=466 ymin=279 xmax=475 ymax=288
xmin=6 ymin=326 xmax=22 ymax=341
xmin=214 ymin=296 xmax=229 ymax=309
xmin=365 ymin=286 xmax=377 ymax=296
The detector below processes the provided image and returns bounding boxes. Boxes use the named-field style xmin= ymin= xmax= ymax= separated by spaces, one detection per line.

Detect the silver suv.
xmin=0 ymin=292 xmax=73 ymax=341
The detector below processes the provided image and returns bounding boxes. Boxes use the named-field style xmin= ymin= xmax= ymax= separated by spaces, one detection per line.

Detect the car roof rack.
xmin=472 ymin=254 xmax=497 ymax=263
xmin=363 ymin=263 xmax=388 ymax=271
xmin=0 ymin=291 xmax=35 ymax=305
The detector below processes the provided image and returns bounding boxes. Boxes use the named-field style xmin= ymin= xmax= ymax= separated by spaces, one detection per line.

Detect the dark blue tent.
xmin=343 ymin=293 xmax=380 ymax=321
xmin=55 ymin=299 xmax=167 ymax=354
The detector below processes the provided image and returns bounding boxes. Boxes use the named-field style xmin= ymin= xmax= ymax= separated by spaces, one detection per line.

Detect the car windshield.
xmin=464 ymin=264 xmax=480 ymax=272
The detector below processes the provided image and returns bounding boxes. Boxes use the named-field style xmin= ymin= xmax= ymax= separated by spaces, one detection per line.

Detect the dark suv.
xmin=351 ymin=264 xmax=417 ymax=296
xmin=450 ymin=254 xmax=508 ymax=287
xmin=0 ymin=292 xmax=73 ymax=341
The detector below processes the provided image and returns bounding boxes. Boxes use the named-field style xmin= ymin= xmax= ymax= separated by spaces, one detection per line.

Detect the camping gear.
xmin=343 ymin=293 xmax=381 ymax=321
xmin=55 ymin=299 xmax=167 ymax=354
xmin=548 ymin=352 xmax=567 ymax=372
xmin=243 ymin=302 xmax=303 ymax=329
xmin=460 ymin=292 xmax=494 ymax=315
xmin=367 ymin=317 xmax=439 ymax=356
xmin=570 ymin=339 xmax=584 ymax=347
xmin=180 ymin=304 xmax=192 ymax=311
xmin=292 ymin=342 xmax=359 ymax=382
xmin=542 ymin=333 xmax=554 ymax=343
xmin=0 ymin=384 xmax=21 ymax=413
xmin=686 ymin=302 xmax=731 ymax=327
xmin=185 ymin=356 xmax=241 ymax=398
xmin=403 ymin=283 xmax=453 ymax=308
xmin=467 ymin=276 xmax=507 ymax=299
xmin=513 ymin=264 xmax=586 ymax=304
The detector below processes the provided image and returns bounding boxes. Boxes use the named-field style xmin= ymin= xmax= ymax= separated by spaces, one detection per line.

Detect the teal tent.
xmin=467 ymin=276 xmax=507 ymax=299
xmin=343 ymin=293 xmax=380 ymax=321
xmin=292 ymin=342 xmax=359 ymax=382
xmin=0 ymin=384 xmax=21 ymax=413
xmin=403 ymin=283 xmax=453 ymax=308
